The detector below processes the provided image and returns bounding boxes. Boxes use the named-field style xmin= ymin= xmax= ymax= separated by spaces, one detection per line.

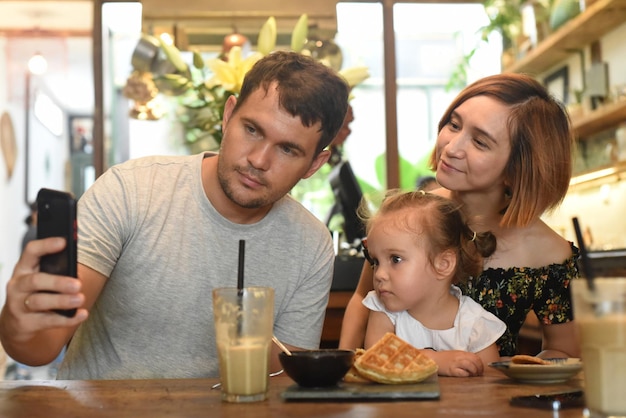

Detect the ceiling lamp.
xmin=222 ymin=27 xmax=250 ymax=55
xmin=27 ymin=52 xmax=48 ymax=75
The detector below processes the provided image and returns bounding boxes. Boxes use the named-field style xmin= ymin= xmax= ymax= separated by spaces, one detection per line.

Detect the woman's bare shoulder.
xmin=521 ymin=221 xmax=572 ymax=266
xmin=492 ymin=220 xmax=572 ymax=269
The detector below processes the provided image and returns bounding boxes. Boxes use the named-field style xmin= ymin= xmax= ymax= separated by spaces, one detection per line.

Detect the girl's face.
xmin=434 ymin=95 xmax=512 ymax=195
xmin=367 ymin=215 xmax=436 ymax=313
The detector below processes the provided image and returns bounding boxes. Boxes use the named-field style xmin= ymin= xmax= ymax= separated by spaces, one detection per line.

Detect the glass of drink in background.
xmin=212 ymin=287 xmax=274 ymax=403
xmin=571 ymin=278 xmax=626 ymax=417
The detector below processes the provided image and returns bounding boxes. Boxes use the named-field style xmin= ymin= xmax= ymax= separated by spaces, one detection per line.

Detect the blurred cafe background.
xmin=1 ymin=0 xmax=626 ymax=356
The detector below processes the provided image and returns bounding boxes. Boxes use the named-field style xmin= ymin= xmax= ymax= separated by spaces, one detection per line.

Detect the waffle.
xmin=343 ymin=348 xmax=373 ymax=383
xmin=353 ymin=333 xmax=438 ymax=384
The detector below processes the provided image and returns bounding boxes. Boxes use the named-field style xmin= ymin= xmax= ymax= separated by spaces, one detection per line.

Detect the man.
xmin=0 ymin=51 xmax=349 ymax=379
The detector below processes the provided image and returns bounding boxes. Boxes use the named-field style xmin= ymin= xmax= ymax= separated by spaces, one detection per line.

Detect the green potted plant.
xmin=448 ymin=0 xmax=552 ymax=89
xmin=123 ymin=15 xmax=369 ymax=153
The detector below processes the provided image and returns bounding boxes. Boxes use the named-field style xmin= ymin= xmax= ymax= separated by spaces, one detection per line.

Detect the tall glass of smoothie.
xmin=571 ymin=278 xmax=626 ymax=417
xmin=213 ymin=287 xmax=274 ymax=403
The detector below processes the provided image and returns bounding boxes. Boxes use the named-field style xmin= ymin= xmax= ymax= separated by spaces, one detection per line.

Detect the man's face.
xmin=217 ymin=84 xmax=329 ymax=210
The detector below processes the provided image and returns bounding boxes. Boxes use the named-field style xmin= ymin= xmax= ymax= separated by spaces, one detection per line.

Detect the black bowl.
xmin=279 ymin=349 xmax=355 ymax=387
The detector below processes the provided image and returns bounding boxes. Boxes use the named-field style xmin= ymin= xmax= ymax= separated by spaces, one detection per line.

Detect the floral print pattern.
xmin=459 ymin=243 xmax=579 ymax=356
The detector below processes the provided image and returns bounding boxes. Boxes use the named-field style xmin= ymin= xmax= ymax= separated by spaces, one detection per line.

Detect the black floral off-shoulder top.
xmin=458 ymin=243 xmax=580 ymax=357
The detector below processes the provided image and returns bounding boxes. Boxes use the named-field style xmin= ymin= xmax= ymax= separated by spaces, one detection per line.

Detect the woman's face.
xmin=434 ymin=95 xmax=512 ymax=195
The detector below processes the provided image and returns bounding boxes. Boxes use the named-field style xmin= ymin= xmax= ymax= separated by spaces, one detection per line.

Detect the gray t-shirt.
xmin=58 ymin=153 xmax=334 ymax=379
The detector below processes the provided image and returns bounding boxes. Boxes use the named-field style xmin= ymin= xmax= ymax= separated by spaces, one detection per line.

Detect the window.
xmin=335 ymin=2 xmax=501 ymax=196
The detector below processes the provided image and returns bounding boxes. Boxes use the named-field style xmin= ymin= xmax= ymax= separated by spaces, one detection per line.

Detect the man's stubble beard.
xmin=217 ymin=160 xmax=269 ymax=209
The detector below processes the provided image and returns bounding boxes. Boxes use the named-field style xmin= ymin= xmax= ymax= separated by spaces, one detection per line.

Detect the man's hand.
xmin=0 ymin=237 xmax=87 ymax=364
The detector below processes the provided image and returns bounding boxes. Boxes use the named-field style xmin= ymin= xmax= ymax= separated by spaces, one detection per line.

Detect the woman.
xmin=339 ymin=73 xmax=580 ymax=375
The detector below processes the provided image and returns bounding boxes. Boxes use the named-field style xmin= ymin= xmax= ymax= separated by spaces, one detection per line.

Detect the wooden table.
xmin=0 ymin=371 xmax=585 ymax=418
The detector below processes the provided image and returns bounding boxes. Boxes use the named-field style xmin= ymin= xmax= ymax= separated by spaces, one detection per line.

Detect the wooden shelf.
xmin=505 ymin=0 xmax=626 ymax=75
xmin=574 ymin=100 xmax=626 ymax=139
xmin=502 ymin=0 xmax=626 ymax=143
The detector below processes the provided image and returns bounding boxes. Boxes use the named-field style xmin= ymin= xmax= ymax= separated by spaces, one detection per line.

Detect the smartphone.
xmin=510 ymin=390 xmax=584 ymax=410
xmin=36 ymin=188 xmax=78 ymax=318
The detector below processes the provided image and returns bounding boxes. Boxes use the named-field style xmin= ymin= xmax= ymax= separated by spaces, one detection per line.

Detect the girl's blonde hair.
xmin=360 ymin=190 xmax=496 ymax=283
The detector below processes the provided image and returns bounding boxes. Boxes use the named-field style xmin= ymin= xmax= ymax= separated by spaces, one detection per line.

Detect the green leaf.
xmin=371 ymin=152 xmax=434 ymax=191
xmin=374 ymin=154 xmax=386 ymax=189
xmin=159 ymin=39 xmax=189 ymax=75
xmin=399 ymin=156 xmax=419 ymax=191
xmin=290 ymin=14 xmax=308 ymax=52
xmin=153 ymin=74 xmax=191 ymax=96
xmin=192 ymin=50 xmax=205 ymax=70
xmin=339 ymin=66 xmax=370 ymax=88
xmin=257 ymin=16 xmax=277 ymax=55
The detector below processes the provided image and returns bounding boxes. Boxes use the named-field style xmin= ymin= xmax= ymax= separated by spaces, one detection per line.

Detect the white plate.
xmin=489 ymin=358 xmax=582 ymax=384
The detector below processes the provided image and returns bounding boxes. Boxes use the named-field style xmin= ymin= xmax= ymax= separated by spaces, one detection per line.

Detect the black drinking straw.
xmin=237 ymin=240 xmax=245 ymax=293
xmin=572 ymin=217 xmax=595 ymax=291
xmin=236 ymin=239 xmax=245 ymax=335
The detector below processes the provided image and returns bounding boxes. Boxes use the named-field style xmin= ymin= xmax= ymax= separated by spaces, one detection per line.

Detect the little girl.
xmin=361 ymin=190 xmax=506 ymax=377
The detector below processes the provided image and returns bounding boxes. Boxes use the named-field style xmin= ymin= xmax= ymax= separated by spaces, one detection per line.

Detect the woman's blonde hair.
xmin=429 ymin=73 xmax=574 ymax=227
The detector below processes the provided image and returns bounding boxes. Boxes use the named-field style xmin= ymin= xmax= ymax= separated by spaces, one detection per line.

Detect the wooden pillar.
xmin=382 ymin=0 xmax=399 ymax=189
xmin=92 ymin=0 xmax=104 ymax=178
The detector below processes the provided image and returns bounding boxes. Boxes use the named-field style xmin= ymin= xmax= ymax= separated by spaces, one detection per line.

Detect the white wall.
xmin=544 ymin=178 xmax=626 ymax=250
xmin=0 ymin=37 xmax=26 ymax=306
xmin=128 ymin=117 xmax=187 ymax=159
xmin=0 ymin=36 xmax=91 ymax=305
xmin=602 ymin=24 xmax=626 ymax=88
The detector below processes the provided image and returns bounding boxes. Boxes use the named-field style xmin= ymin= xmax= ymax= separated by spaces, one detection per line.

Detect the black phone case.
xmin=36 ymin=188 xmax=78 ymax=318
xmin=510 ymin=390 xmax=584 ymax=410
